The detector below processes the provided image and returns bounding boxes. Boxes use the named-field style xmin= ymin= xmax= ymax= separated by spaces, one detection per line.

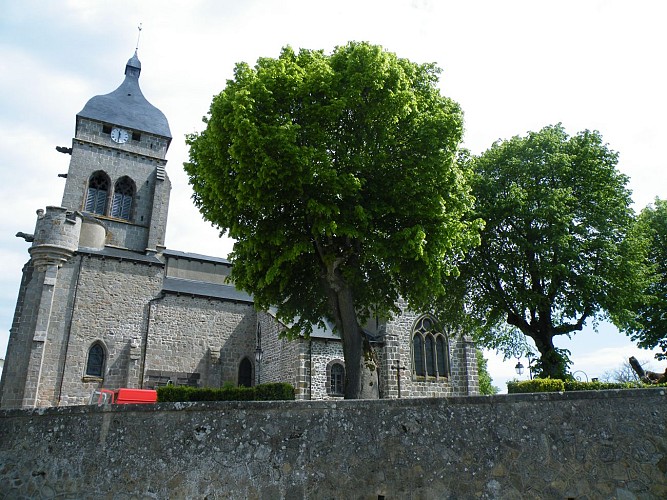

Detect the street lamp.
xmin=255 ymin=347 xmax=263 ymax=385
xmin=515 ymin=360 xmax=525 ymax=376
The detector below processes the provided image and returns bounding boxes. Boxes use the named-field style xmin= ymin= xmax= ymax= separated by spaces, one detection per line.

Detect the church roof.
xmin=162 ymin=277 xmax=253 ymax=303
xmin=162 ymin=249 xmax=231 ymax=265
xmin=77 ymin=52 xmax=172 ymax=140
xmin=77 ymin=245 xmax=164 ymax=265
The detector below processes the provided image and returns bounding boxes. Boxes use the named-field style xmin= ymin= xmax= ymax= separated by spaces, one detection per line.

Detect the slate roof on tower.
xmin=77 ymin=51 xmax=172 ymax=141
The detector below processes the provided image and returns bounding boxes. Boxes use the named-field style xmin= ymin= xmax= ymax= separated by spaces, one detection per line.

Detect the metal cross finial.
xmin=135 ymin=23 xmax=143 ymax=51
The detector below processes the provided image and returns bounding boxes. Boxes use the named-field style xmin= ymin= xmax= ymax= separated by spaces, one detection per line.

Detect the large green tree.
xmin=185 ymin=43 xmax=480 ymax=398
xmin=476 ymin=349 xmax=499 ymax=395
xmin=627 ymin=198 xmax=667 ymax=360
xmin=440 ymin=125 xmax=648 ymax=379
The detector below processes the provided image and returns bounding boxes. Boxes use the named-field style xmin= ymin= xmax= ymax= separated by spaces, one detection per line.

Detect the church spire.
xmin=125 ymin=50 xmax=141 ymax=78
xmin=125 ymin=23 xmax=143 ymax=78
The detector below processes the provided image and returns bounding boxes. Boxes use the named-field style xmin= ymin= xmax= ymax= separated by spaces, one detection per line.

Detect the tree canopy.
xmin=627 ymin=198 xmax=667 ymax=359
xmin=440 ymin=124 xmax=649 ymax=379
xmin=185 ymin=42 xmax=481 ymax=398
xmin=476 ymin=349 xmax=499 ymax=395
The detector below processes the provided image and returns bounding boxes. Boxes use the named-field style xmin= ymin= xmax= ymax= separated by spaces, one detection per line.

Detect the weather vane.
xmin=135 ymin=23 xmax=143 ymax=52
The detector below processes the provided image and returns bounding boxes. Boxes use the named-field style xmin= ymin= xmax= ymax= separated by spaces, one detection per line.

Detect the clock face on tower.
xmin=111 ymin=127 xmax=130 ymax=144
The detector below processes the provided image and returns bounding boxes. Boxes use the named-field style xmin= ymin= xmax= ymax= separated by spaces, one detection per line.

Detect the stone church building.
xmin=0 ymin=53 xmax=479 ymax=409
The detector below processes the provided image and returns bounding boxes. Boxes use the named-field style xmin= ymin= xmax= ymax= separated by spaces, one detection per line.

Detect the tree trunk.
xmin=324 ymin=264 xmax=379 ymax=399
xmin=508 ymin=311 xmax=569 ymax=380
xmin=531 ymin=333 xmax=566 ymax=379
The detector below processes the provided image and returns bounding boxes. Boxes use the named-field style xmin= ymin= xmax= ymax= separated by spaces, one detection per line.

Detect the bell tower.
xmin=60 ymin=52 xmax=172 ymax=253
xmin=0 ymin=51 xmax=173 ymax=409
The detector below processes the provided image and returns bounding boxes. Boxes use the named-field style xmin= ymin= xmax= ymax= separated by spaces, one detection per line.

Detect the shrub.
xmin=563 ymin=380 xmax=637 ymax=391
xmin=157 ymin=383 xmax=295 ymax=402
xmin=507 ymin=378 xmax=565 ymax=394
xmin=507 ymin=378 xmax=667 ymax=394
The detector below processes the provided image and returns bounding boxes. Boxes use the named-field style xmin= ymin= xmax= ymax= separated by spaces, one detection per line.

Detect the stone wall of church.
xmin=31 ymin=260 xmax=80 ymax=407
xmin=144 ymin=294 xmax=257 ymax=388
xmin=257 ymin=312 xmax=304 ymax=397
xmin=0 ymin=253 xmax=85 ymax=408
xmin=56 ymin=255 xmax=164 ymax=405
xmin=0 ymin=262 xmax=42 ymax=408
xmin=384 ymin=306 xmax=479 ymax=398
xmin=1 ymin=389 xmax=665 ymax=498
xmin=309 ymin=340 xmax=345 ymax=400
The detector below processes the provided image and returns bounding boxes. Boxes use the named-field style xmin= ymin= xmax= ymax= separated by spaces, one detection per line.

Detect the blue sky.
xmin=1 ymin=0 xmax=665 ymax=389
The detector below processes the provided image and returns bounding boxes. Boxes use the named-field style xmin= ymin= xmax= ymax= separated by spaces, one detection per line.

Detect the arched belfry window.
xmin=111 ymin=176 xmax=135 ymax=220
xmin=85 ymin=172 xmax=110 ymax=215
xmin=238 ymin=358 xmax=253 ymax=387
xmin=85 ymin=342 xmax=105 ymax=378
xmin=412 ymin=316 xmax=450 ymax=379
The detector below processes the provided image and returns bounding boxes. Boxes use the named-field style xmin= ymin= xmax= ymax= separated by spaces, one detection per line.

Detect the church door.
xmin=238 ymin=358 xmax=253 ymax=387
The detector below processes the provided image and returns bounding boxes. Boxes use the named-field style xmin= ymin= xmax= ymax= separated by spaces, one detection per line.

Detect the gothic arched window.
xmin=412 ymin=316 xmax=450 ymax=379
xmin=85 ymin=342 xmax=105 ymax=378
xmin=238 ymin=358 xmax=253 ymax=387
xmin=111 ymin=176 xmax=135 ymax=220
xmin=85 ymin=172 xmax=110 ymax=215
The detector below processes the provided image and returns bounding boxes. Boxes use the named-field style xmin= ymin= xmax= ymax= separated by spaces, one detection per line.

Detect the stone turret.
xmin=29 ymin=207 xmax=82 ymax=271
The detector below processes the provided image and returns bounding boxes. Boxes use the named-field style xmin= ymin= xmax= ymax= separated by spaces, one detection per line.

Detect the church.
xmin=0 ymin=52 xmax=479 ymax=409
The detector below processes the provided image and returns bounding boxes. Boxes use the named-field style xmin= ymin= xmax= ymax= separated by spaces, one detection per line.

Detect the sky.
xmin=1 ymin=0 xmax=665 ymax=390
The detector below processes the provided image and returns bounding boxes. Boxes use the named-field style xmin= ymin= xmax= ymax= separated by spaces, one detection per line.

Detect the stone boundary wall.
xmin=1 ymin=389 xmax=665 ymax=499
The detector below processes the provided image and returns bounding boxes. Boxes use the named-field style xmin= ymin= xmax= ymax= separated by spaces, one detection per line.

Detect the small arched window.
xmin=111 ymin=176 xmax=135 ymax=220
xmin=85 ymin=172 xmax=110 ymax=215
xmin=85 ymin=342 xmax=105 ymax=378
xmin=238 ymin=358 xmax=253 ymax=387
xmin=412 ymin=316 xmax=450 ymax=379
xmin=329 ymin=362 xmax=345 ymax=396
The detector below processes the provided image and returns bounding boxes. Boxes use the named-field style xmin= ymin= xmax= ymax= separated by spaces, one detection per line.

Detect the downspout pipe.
xmin=140 ymin=292 xmax=165 ymax=388
xmin=57 ymin=255 xmax=84 ymax=405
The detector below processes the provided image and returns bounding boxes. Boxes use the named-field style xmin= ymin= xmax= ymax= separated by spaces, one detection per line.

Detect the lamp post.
xmin=515 ymin=360 xmax=525 ymax=377
xmin=255 ymin=347 xmax=263 ymax=385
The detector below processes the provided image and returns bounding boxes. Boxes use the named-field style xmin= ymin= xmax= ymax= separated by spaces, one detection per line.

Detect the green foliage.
xmin=507 ymin=378 xmax=666 ymax=393
xmin=507 ymin=378 xmax=565 ymax=393
xmin=563 ymin=380 xmax=640 ymax=391
xmin=185 ymin=42 xmax=481 ymax=398
xmin=185 ymin=42 xmax=479 ymax=328
xmin=476 ymin=349 xmax=499 ymax=395
xmin=529 ymin=348 xmax=572 ymax=380
xmin=157 ymin=383 xmax=295 ymax=402
xmin=626 ymin=198 xmax=667 ymax=360
xmin=440 ymin=124 xmax=648 ymax=379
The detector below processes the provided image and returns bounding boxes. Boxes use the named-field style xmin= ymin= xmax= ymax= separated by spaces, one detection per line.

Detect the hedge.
xmin=507 ymin=378 xmax=565 ymax=394
xmin=157 ymin=382 xmax=295 ymax=402
xmin=508 ymin=378 xmax=667 ymax=394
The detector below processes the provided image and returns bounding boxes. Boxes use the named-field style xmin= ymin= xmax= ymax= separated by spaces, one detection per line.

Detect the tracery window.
xmin=85 ymin=342 xmax=105 ymax=378
xmin=412 ymin=316 xmax=450 ymax=379
xmin=85 ymin=172 xmax=110 ymax=215
xmin=111 ymin=176 xmax=134 ymax=220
